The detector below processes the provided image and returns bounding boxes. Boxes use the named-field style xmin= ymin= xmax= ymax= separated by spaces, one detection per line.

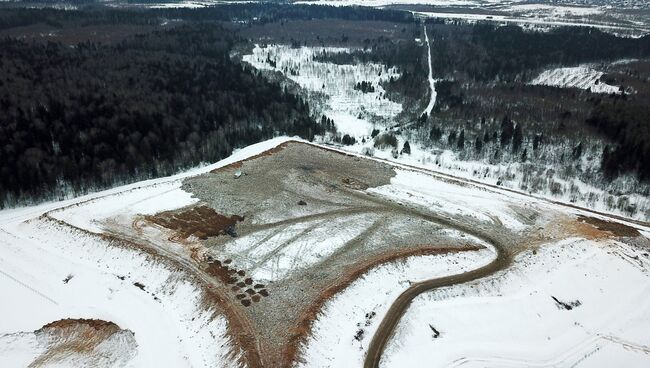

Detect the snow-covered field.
xmin=0 ymin=218 xmax=240 ymax=367
xmin=243 ymin=45 xmax=402 ymax=137
xmin=223 ymin=213 xmax=382 ymax=281
xmin=381 ymin=238 xmax=650 ymax=367
xmin=369 ymin=169 xmax=530 ymax=231
xmin=0 ymin=138 xmax=296 ymax=368
xmin=297 ymin=246 xmax=496 ymax=368
xmin=2 ymin=137 xmax=650 ymax=367
xmin=531 ymin=66 xmax=622 ymax=94
xmin=297 ymin=0 xmax=649 ymax=35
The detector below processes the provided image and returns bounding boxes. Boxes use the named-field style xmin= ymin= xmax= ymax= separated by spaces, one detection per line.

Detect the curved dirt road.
xmin=363 ymin=239 xmax=510 ymax=368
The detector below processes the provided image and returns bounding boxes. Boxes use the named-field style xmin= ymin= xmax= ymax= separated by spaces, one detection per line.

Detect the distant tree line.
xmin=421 ymin=22 xmax=650 ymax=183
xmin=428 ymin=23 xmax=650 ymax=81
xmin=0 ymin=24 xmax=327 ymax=206
xmin=0 ymin=3 xmax=414 ymax=32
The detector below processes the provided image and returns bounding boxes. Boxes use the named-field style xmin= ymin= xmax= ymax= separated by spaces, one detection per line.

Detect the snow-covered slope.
xmin=243 ymin=45 xmax=401 ymax=136
xmin=297 ymin=247 xmax=496 ymax=368
xmin=530 ymin=66 xmax=621 ymax=94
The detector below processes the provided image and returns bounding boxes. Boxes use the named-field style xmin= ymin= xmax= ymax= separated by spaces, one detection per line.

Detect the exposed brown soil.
xmin=42 ymin=318 xmax=120 ymax=333
xmin=205 ymin=257 xmax=269 ymax=307
xmin=578 ymin=215 xmax=641 ymax=237
xmin=283 ymin=244 xmax=483 ymax=366
xmin=146 ymin=205 xmax=244 ymax=240
xmin=210 ymin=141 xmax=293 ymax=174
xmin=342 ymin=177 xmax=369 ymax=190
xmin=29 ymin=318 xmax=134 ymax=367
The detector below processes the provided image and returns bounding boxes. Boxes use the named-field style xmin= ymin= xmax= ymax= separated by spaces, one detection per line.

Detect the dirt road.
xmin=363 ymin=231 xmax=510 ymax=368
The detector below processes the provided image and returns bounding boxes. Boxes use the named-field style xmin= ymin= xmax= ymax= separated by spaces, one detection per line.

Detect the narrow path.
xmin=422 ymin=24 xmax=436 ymax=117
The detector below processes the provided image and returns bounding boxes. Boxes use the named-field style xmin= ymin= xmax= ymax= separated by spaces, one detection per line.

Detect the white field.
xmin=531 ymin=66 xmax=622 ymax=94
xmin=223 ymin=213 xmax=382 ymax=281
xmin=296 ymin=246 xmax=497 ymax=368
xmin=296 ymin=1 xmax=649 ymax=35
xmin=381 ymin=237 xmax=650 ymax=367
xmin=369 ymin=169 xmax=530 ymax=231
xmin=243 ymin=45 xmax=402 ymax=137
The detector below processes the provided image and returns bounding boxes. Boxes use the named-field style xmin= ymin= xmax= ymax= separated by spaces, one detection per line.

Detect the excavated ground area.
xmin=154 ymin=142 xmax=525 ymax=367
xmin=93 ymin=141 xmax=646 ymax=368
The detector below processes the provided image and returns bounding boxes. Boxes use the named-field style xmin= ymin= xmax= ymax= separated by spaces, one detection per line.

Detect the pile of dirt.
xmin=28 ymin=318 xmax=137 ymax=367
xmin=205 ymin=257 xmax=269 ymax=307
xmin=578 ymin=215 xmax=640 ymax=237
xmin=146 ymin=205 xmax=244 ymax=240
xmin=42 ymin=318 xmax=120 ymax=333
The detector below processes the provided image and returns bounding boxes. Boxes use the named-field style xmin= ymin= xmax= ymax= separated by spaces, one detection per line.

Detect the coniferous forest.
xmin=0 ymin=23 xmax=324 ymax=206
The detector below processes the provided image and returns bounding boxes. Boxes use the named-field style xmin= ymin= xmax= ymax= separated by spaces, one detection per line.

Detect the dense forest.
xmin=0 ymin=23 xmax=326 ymax=206
xmin=428 ymin=23 xmax=650 ymax=81
xmin=0 ymin=3 xmax=414 ymax=31
xmin=588 ymin=100 xmax=650 ymax=181
xmin=422 ymin=22 xmax=650 ymax=182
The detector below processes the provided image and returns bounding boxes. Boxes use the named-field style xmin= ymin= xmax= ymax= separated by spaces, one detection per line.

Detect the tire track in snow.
xmin=0 ymin=268 xmax=58 ymax=306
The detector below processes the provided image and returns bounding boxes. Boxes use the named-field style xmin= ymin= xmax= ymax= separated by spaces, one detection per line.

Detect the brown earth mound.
xmin=29 ymin=318 xmax=136 ymax=367
xmin=146 ymin=205 xmax=244 ymax=240
xmin=578 ymin=215 xmax=640 ymax=237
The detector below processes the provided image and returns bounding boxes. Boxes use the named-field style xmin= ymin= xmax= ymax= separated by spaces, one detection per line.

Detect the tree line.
xmin=428 ymin=23 xmax=650 ymax=82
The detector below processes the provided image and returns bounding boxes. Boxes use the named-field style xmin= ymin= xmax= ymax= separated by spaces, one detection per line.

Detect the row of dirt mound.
xmin=205 ymin=256 xmax=270 ymax=307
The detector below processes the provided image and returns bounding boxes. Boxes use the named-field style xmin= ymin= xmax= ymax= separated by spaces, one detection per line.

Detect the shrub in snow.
xmin=374 ymin=133 xmax=398 ymax=149
xmin=341 ymin=134 xmax=356 ymax=146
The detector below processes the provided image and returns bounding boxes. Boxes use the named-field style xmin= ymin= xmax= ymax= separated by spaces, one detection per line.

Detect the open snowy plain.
xmin=1 ymin=137 xmax=649 ymax=367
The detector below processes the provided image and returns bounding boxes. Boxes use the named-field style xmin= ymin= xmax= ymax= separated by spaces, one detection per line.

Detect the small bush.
xmin=341 ymin=134 xmax=356 ymax=145
xmin=374 ymin=133 xmax=398 ymax=149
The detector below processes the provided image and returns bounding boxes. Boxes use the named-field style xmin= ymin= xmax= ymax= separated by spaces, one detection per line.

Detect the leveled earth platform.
xmin=2 ymin=139 xmax=649 ymax=368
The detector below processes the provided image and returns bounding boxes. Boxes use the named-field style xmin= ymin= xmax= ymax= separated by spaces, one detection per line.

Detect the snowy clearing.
xmin=243 ymin=45 xmax=402 ymax=137
xmin=296 ymin=246 xmax=496 ymax=368
xmin=369 ymin=169 xmax=531 ymax=232
xmin=531 ymin=66 xmax=622 ymax=94
xmin=381 ymin=238 xmax=650 ymax=367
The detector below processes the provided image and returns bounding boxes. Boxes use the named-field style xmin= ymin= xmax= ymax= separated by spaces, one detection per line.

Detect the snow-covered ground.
xmin=243 ymin=45 xmax=402 ymax=137
xmin=223 ymin=213 xmax=383 ymax=281
xmin=296 ymin=1 xmax=649 ymax=35
xmin=297 ymin=246 xmax=497 ymax=368
xmin=381 ymin=237 xmax=650 ymax=367
xmin=531 ymin=66 xmax=622 ymax=94
xmin=369 ymin=169 xmax=530 ymax=231
xmin=0 ymin=219 xmax=240 ymax=367
xmin=0 ymin=138 xmax=295 ymax=368
xmin=340 ymin=141 xmax=650 ymax=221
xmin=422 ymin=24 xmax=437 ymax=117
